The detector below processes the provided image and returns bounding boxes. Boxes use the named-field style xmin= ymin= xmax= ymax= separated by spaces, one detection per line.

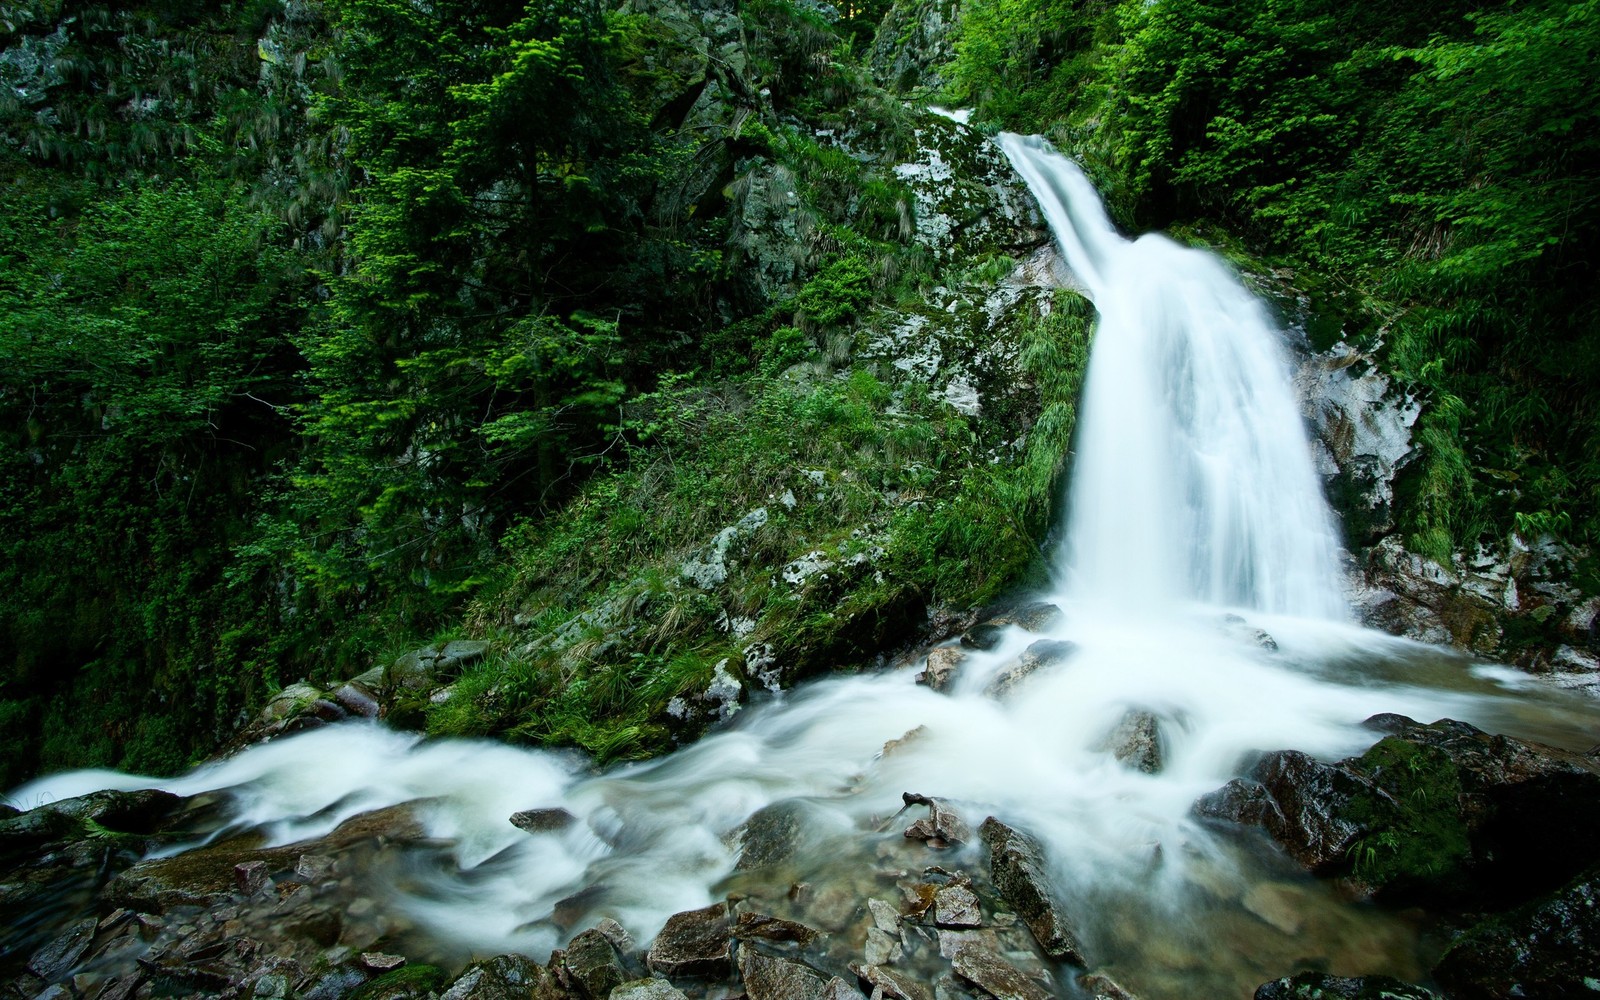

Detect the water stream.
xmin=8 ymin=131 xmax=1600 ymax=998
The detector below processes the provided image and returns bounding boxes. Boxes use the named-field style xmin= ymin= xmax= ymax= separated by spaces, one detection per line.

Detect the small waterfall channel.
xmin=6 ymin=132 xmax=1599 ymax=998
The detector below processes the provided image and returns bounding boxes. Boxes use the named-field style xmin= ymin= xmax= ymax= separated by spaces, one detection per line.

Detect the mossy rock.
xmin=347 ymin=964 xmax=448 ymax=1000
xmin=1344 ymin=737 xmax=1472 ymax=897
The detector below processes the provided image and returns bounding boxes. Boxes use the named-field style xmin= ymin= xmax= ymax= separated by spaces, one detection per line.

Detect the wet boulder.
xmin=950 ymin=943 xmax=1053 ymax=1000
xmin=511 ymin=808 xmax=578 ymax=835
xmin=1096 ymin=709 xmax=1164 ymax=773
xmin=917 ymin=646 xmax=966 ymax=693
xmin=738 ymin=800 xmax=812 ymax=871
xmin=978 ymin=817 xmax=1086 ymax=964
xmin=26 ymin=917 xmax=97 ymax=982
xmin=611 ymin=980 xmax=689 ymax=1000
xmin=985 ymin=640 xmax=1077 ymax=699
xmin=740 ymin=949 xmax=862 ymax=1000
xmin=1431 ymin=864 xmax=1600 ymax=999
xmin=986 ymin=600 xmax=1066 ymax=633
xmin=439 ymin=955 xmax=560 ymax=1000
xmin=348 ymin=964 xmax=449 ymax=1000
xmin=558 ymin=928 xmax=627 ymax=999
xmin=1195 ymin=716 xmax=1600 ymax=903
xmin=733 ymin=910 xmax=821 ymax=946
xmin=903 ymin=793 xmax=971 ymax=848
xmin=647 ymin=902 xmax=732 ymax=979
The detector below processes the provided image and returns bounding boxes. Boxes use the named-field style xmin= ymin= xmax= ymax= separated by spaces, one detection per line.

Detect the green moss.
xmin=1345 ymin=737 xmax=1472 ymax=895
xmin=347 ymin=964 xmax=448 ymax=1000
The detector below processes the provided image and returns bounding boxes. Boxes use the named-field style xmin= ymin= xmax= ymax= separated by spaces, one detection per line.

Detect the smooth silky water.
xmin=9 ymin=131 xmax=1600 ymax=998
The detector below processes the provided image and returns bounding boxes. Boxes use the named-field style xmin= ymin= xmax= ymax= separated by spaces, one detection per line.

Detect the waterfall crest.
xmin=998 ymin=134 xmax=1346 ymax=618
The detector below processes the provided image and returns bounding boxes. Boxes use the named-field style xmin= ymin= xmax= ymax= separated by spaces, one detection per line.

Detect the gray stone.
xmin=738 ymin=800 xmax=810 ymax=870
xmin=295 ymin=853 xmax=336 ymax=882
xmin=510 ymin=808 xmax=578 ymax=834
xmin=610 ymin=980 xmax=688 ymax=1000
xmin=440 ymin=955 xmax=556 ymax=1000
xmin=934 ymin=884 xmax=981 ymax=928
xmin=959 ymin=623 xmax=1004 ymax=651
xmin=950 ymin=945 xmax=1053 ymax=1000
xmin=332 ymin=683 xmax=380 ymax=718
xmin=740 ymin=949 xmax=857 ymax=1000
xmin=864 ymin=925 xmax=902 ymax=965
xmin=917 ymin=646 xmax=966 ymax=693
xmin=851 ymin=961 xmax=933 ymax=1000
xmin=1096 ymin=710 xmax=1164 ymax=774
xmin=903 ymin=794 xmax=971 ymax=848
xmin=1079 ymin=972 xmax=1141 ymax=1000
xmin=985 ymin=640 xmax=1077 ymax=698
xmin=979 ymin=817 xmax=1086 ymax=964
xmin=563 ymin=928 xmax=626 ymax=999
xmin=360 ymin=953 xmax=406 ymax=972
xmin=733 ymin=910 xmax=820 ymax=946
xmin=27 ymin=917 xmax=97 ymax=981
xmin=647 ymin=902 xmax=731 ymax=979
xmin=234 ymin=861 xmax=271 ymax=895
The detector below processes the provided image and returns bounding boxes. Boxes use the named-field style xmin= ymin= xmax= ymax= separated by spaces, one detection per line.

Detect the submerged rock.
xmin=647 ymin=902 xmax=732 ymax=979
xmin=738 ymin=800 xmax=811 ymax=870
xmin=978 ymin=817 xmax=1086 ymax=964
xmin=949 ymin=944 xmax=1052 ymax=1000
xmin=1095 ymin=709 xmax=1164 ymax=773
xmin=959 ymin=622 xmax=1004 ymax=651
xmin=985 ymin=640 xmax=1077 ymax=699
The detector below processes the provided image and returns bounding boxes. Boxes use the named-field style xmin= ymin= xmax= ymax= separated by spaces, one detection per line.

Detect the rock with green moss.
xmin=348 ymin=964 xmax=449 ymax=1000
xmin=1195 ymin=714 xmax=1600 ymax=905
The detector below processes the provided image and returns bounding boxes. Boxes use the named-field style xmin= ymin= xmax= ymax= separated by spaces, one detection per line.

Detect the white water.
xmin=10 ymin=129 xmax=1597 ymax=995
xmin=997 ymin=134 xmax=1345 ymax=618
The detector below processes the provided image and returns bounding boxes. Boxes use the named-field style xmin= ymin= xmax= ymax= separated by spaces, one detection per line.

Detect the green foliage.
xmin=954 ymin=0 xmax=1600 ymax=555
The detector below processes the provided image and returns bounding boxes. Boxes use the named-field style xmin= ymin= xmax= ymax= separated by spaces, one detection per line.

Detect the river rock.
xmin=647 ymin=902 xmax=731 ymax=978
xmin=27 ymin=917 xmax=97 ymax=981
xmin=234 ymin=860 xmax=271 ymax=895
xmin=511 ymin=807 xmax=578 ymax=834
xmin=611 ymin=980 xmax=689 ymax=1000
xmin=986 ymin=600 xmax=1066 ymax=633
xmin=1254 ymin=973 xmax=1440 ymax=999
xmin=918 ymin=645 xmax=966 ymax=692
xmin=985 ymin=640 xmax=1077 ymax=698
xmin=978 ymin=817 xmax=1086 ymax=964
xmin=851 ymin=961 xmax=934 ymax=1000
xmin=739 ymin=949 xmax=849 ymax=1000
xmin=1096 ymin=710 xmax=1164 ymax=773
xmin=733 ymin=910 xmax=820 ymax=945
xmin=341 ymin=964 xmax=447 ymax=1000
xmin=934 ymin=884 xmax=981 ymax=928
xmin=1193 ymin=750 xmax=1372 ymax=873
xmin=738 ymin=799 xmax=811 ymax=870
xmin=949 ymin=944 xmax=1052 ymax=1000
xmin=440 ymin=954 xmax=559 ymax=1000
xmin=903 ymin=793 xmax=971 ymax=847
xmin=1431 ymin=864 xmax=1600 ymax=999
xmin=560 ymin=928 xmax=627 ymax=999
xmin=1197 ymin=715 xmax=1600 ymax=902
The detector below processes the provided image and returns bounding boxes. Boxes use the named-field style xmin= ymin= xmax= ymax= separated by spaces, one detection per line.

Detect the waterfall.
xmin=997 ymin=134 xmax=1346 ymax=619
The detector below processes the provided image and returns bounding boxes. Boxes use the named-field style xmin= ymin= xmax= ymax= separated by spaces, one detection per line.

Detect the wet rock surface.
xmin=985 ymin=640 xmax=1078 ymax=699
xmin=1095 ymin=710 xmax=1164 ymax=774
xmin=978 ymin=817 xmax=1087 ymax=964
xmin=647 ymin=902 xmax=732 ymax=979
xmin=1195 ymin=714 xmax=1600 ymax=904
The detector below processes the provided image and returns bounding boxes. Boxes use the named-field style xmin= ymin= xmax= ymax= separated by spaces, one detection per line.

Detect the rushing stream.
xmin=8 ymin=131 xmax=1600 ymax=998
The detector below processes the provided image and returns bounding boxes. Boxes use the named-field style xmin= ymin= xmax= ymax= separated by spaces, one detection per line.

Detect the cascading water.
xmin=997 ymin=134 xmax=1345 ymax=618
xmin=7 ymin=127 xmax=1599 ymax=998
